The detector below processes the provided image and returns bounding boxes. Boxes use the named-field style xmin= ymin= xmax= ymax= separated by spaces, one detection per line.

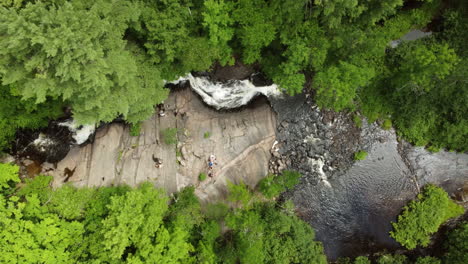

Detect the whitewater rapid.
xmin=58 ymin=119 xmax=95 ymax=145
xmin=171 ymin=74 xmax=281 ymax=109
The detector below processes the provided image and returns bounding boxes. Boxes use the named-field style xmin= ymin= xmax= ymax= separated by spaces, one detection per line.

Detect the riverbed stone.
xmin=0 ymin=154 xmax=15 ymax=164
xmin=47 ymin=89 xmax=276 ymax=202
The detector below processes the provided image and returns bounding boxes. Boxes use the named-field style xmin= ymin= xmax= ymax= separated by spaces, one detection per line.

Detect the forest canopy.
xmin=0 ymin=0 xmax=467 ymax=152
xmin=0 ymin=164 xmax=327 ymax=263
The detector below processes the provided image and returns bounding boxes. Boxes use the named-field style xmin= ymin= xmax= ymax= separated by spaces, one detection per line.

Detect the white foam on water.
xmin=59 ymin=119 xmax=95 ymax=145
xmin=33 ymin=133 xmax=56 ymax=152
xmin=170 ymin=74 xmax=281 ymax=109
xmin=309 ymin=157 xmax=332 ymax=187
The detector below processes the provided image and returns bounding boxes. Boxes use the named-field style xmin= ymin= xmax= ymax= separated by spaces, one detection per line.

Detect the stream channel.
xmin=10 ymin=72 xmax=468 ymax=261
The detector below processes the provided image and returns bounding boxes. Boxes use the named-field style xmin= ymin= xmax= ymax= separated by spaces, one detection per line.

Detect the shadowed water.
xmin=291 ymin=131 xmax=416 ymax=259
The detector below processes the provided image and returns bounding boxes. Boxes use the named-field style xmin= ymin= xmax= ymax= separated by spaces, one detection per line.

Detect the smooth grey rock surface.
xmin=48 ymin=89 xmax=276 ymax=202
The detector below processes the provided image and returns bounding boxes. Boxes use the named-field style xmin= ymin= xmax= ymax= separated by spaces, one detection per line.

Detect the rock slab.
xmin=47 ymin=89 xmax=276 ymax=202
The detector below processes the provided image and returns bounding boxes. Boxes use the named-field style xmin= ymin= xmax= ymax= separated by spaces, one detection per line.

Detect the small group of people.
xmin=152 ymin=153 xmax=218 ymax=178
xmin=152 ymin=154 xmax=163 ymax=168
xmin=208 ymin=154 xmax=217 ymax=178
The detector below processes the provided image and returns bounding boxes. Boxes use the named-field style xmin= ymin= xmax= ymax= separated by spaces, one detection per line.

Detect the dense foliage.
xmin=0 ymin=0 xmax=466 ymax=152
xmin=257 ymin=170 xmax=300 ymax=198
xmin=0 ymin=85 xmax=63 ymax=151
xmin=0 ymin=164 xmax=326 ymax=263
xmin=443 ymin=221 xmax=468 ymax=264
xmin=390 ymin=184 xmax=464 ymax=250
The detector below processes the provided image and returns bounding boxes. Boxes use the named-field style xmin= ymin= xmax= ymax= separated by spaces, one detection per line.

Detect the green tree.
xmin=221 ymin=201 xmax=327 ymax=264
xmin=443 ymin=221 xmax=468 ymax=264
xmin=196 ymin=220 xmax=221 ymax=264
xmin=376 ymin=254 xmax=408 ymax=264
xmin=314 ymin=61 xmax=375 ymax=111
xmin=354 ymin=256 xmax=371 ymax=264
xmin=0 ymin=162 xmax=19 ymax=191
xmin=258 ymin=170 xmax=300 ymax=198
xmin=100 ymin=183 xmax=167 ymax=261
xmin=0 ymin=85 xmax=62 ymax=151
xmin=390 ymin=185 xmax=465 ymax=249
xmin=46 ymin=184 xmax=94 ymax=220
xmin=232 ymin=0 xmax=276 ymax=64
xmin=264 ymin=20 xmax=329 ymax=95
xmin=227 ymin=181 xmax=254 ymax=208
xmin=202 ymin=0 xmax=234 ymax=65
xmin=416 ymin=256 xmax=441 ymax=264
xmin=0 ymin=1 xmax=167 ymax=124
xmin=224 ymin=209 xmax=265 ymax=264
xmin=0 ymin=166 xmax=328 ymax=263
xmin=166 ymin=186 xmax=202 ymax=229
xmin=0 ymin=194 xmax=85 ymax=263
xmin=17 ymin=175 xmax=53 ymax=202
xmin=391 ymin=41 xmax=459 ymax=92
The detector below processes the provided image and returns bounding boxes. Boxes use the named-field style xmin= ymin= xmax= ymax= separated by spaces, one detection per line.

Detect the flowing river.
xmin=14 ymin=73 xmax=468 ymax=260
xmin=183 ymin=75 xmax=468 ymax=260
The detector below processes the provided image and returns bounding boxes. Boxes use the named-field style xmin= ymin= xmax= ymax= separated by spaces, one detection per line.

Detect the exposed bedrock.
xmin=45 ymin=88 xmax=277 ymax=202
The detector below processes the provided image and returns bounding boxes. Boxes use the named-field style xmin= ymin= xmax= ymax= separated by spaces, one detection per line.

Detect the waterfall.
xmin=171 ymin=74 xmax=281 ymax=109
xmin=58 ymin=119 xmax=95 ymax=145
xmin=32 ymin=133 xmax=57 ymax=152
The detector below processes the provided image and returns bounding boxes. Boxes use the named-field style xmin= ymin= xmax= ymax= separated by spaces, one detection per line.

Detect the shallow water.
xmin=291 ymin=131 xmax=416 ymax=259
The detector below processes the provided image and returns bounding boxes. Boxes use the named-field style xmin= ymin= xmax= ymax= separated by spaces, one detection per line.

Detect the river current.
xmin=182 ymin=75 xmax=468 ymax=260
xmin=16 ymin=73 xmax=468 ymax=260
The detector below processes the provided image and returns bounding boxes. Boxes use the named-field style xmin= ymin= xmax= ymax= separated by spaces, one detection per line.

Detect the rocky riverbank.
xmin=269 ymin=92 xmax=468 ymax=260
xmin=34 ymin=87 xmax=276 ymax=203
xmin=6 ymin=71 xmax=467 ymax=261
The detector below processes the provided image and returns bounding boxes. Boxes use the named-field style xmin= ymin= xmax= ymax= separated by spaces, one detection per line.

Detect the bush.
xmin=382 ymin=119 xmax=392 ymax=130
xmin=354 ymin=150 xmax=368 ymax=160
xmin=0 ymin=163 xmax=20 ymax=194
xmin=203 ymin=132 xmax=211 ymax=139
xmin=390 ymin=184 xmax=465 ymax=249
xmin=415 ymin=256 xmax=441 ymax=264
xmin=199 ymin=173 xmax=207 ymax=181
xmin=17 ymin=175 xmax=53 ymax=202
xmin=377 ymin=254 xmax=408 ymax=264
xmin=258 ymin=171 xmax=301 ymax=198
xmin=204 ymin=202 xmax=230 ymax=221
xmin=353 ymin=114 xmax=363 ymax=128
xmin=161 ymin=128 xmax=178 ymax=145
xmin=129 ymin=122 xmax=142 ymax=137
xmin=227 ymin=181 xmax=254 ymax=208
xmin=354 ymin=256 xmax=371 ymax=264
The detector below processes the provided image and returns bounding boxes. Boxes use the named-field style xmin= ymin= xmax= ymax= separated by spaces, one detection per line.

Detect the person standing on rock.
xmin=208 ymin=155 xmax=217 ymax=170
xmin=209 ymin=154 xmax=217 ymax=166
xmin=208 ymin=155 xmax=217 ymax=178
xmin=157 ymin=103 xmax=166 ymax=117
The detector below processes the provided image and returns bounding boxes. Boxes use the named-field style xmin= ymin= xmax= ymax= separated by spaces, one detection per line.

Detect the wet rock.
xmin=41 ymin=162 xmax=55 ymax=172
xmin=22 ymin=159 xmax=34 ymax=166
xmin=270 ymin=91 xmax=468 ymax=260
xmin=0 ymin=154 xmax=15 ymax=164
xmin=210 ymin=60 xmax=256 ymax=82
xmin=13 ymin=122 xmax=73 ymax=163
